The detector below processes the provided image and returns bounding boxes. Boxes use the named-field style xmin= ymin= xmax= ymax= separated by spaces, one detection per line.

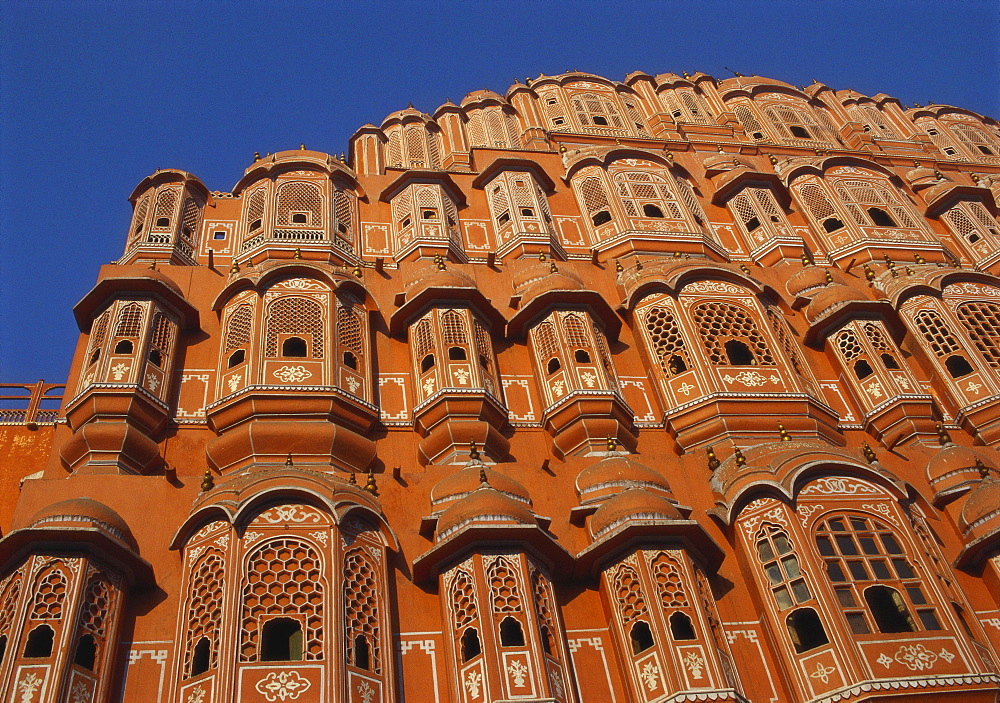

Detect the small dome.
xmin=430 ymin=462 xmax=531 ymax=511
xmin=590 ymin=487 xmax=682 ymax=538
xmin=927 ymin=444 xmax=996 ymax=500
xmin=513 ymin=265 xmax=585 ymax=299
xmin=404 ymin=264 xmax=477 ymax=293
xmin=702 ymin=153 xmax=747 ymax=174
xmin=576 ymin=455 xmax=673 ymax=504
xmin=436 ymin=485 xmax=537 ymax=539
xmin=29 ymin=498 xmax=136 ymax=547
xmin=786 ymin=266 xmax=843 ymax=299
xmin=906 ymin=166 xmax=938 ymax=188
xmin=461 ymin=89 xmax=504 ymax=107
xmin=960 ymin=475 xmax=1000 ymax=534
xmin=805 ymin=283 xmax=868 ymax=324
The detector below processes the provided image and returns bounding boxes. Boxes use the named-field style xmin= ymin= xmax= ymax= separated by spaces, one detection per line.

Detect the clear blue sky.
xmin=1 ymin=0 xmax=998 ymax=383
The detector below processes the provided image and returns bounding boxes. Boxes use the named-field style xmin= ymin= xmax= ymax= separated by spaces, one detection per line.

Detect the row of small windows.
xmin=0 ymin=627 xmax=98 ymax=671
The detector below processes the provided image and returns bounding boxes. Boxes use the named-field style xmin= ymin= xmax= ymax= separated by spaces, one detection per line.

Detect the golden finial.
xmin=862 ymin=263 xmax=875 ymax=282
xmin=683 ymin=70 xmax=691 ymax=78
xmin=229 ymin=261 xmax=240 ymax=275
xmin=434 ymin=254 xmax=446 ymax=271
xmin=353 ymin=264 xmax=363 ymax=278
xmin=739 ymin=263 xmax=751 ymax=275
xmin=914 ymin=252 xmax=926 ymax=264
xmin=673 ymin=251 xmax=682 ymax=258
xmin=665 ymin=150 xmax=674 ymax=160
xmin=364 ymin=468 xmax=378 ymax=496
xmin=293 ymin=247 xmax=302 ymax=259
xmin=559 ymin=144 xmax=567 ymax=153
xmin=971 ymin=173 xmax=980 ymax=183
xmin=285 ymin=453 xmax=293 ymax=467
xmin=538 ymin=251 xmax=547 ymax=262
xmin=824 ymin=269 xmax=834 ymax=284
xmin=861 ymin=442 xmax=878 ymax=463
xmin=200 ymin=469 xmax=215 ymax=492
xmin=913 ymin=160 xmax=921 ymax=168
xmin=615 ymin=259 xmax=624 ymax=273
xmin=300 ymin=143 xmax=306 ymax=150
xmin=935 ymin=422 xmax=951 ymax=445
xmin=607 ymin=436 xmax=618 ymax=452
xmin=525 ymin=77 xmax=532 ymax=86
xmin=707 ymin=445 xmax=720 ymax=471
xmin=934 ymin=170 xmax=945 ymax=180
xmin=340 ymin=152 xmax=346 ymax=162
xmin=469 ymin=440 xmax=480 ymax=461
xmin=550 ymin=261 xmax=558 ymax=273
xmin=734 ymin=447 xmax=746 ymax=466
xmin=479 ymin=466 xmax=489 ymax=485
xmin=778 ymin=424 xmax=791 ymax=441
xmin=635 ymin=257 xmax=643 ymax=271
xmin=977 ymin=458 xmax=991 ymax=479
xmin=254 ymin=151 xmax=261 ymax=161
xmin=768 ymin=154 xmax=778 ymax=165
xmin=147 ymin=261 xmax=156 ymax=270
xmin=904 ymin=265 xmax=914 ymax=276
xmin=801 ymin=251 xmax=814 ymax=266
xmin=348 ymin=470 xmax=357 ymax=485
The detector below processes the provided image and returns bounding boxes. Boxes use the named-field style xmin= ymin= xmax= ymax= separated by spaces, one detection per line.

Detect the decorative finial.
xmin=665 ymin=150 xmax=674 ymax=160
xmin=607 ymin=436 xmax=618 ymax=452
xmin=861 ymin=442 xmax=878 ymax=463
xmin=469 ymin=440 xmax=480 ymax=461
xmin=740 ymin=263 xmax=751 ymax=275
xmin=977 ymin=458 xmax=991 ymax=479
xmin=479 ymin=466 xmax=489 ymax=485
xmin=913 ymin=160 xmax=921 ymax=168
xmin=707 ymin=445 xmax=720 ymax=471
xmin=147 ymin=261 xmax=157 ymax=270
xmin=293 ymin=247 xmax=302 ymax=259
xmin=778 ymin=424 xmax=791 ymax=441
xmin=229 ymin=261 xmax=240 ymax=275
xmin=538 ymin=251 xmax=547 ymax=262
xmin=364 ymin=468 xmax=378 ymax=496
xmin=768 ymin=154 xmax=778 ymax=165
xmin=936 ymin=422 xmax=951 ymax=445
xmin=300 ymin=143 xmax=306 ymax=150
xmin=285 ymin=453 xmax=293 ymax=467
xmin=824 ymin=269 xmax=834 ymax=285
xmin=635 ymin=257 xmax=643 ymax=271
xmin=862 ymin=263 xmax=875 ymax=282
xmin=254 ymin=151 xmax=261 ymax=161
xmin=340 ymin=152 xmax=346 ymax=162
xmin=353 ymin=264 xmax=363 ymax=278
xmin=200 ymin=469 xmax=215 ymax=492
xmin=673 ymin=251 xmax=682 ymax=258
xmin=914 ymin=252 xmax=926 ymax=264
xmin=434 ymin=254 xmax=446 ymax=271
xmin=734 ymin=447 xmax=746 ymax=466
xmin=348 ymin=470 xmax=357 ymax=485
xmin=683 ymin=70 xmax=691 ymax=78
xmin=615 ymin=259 xmax=624 ymax=273
xmin=971 ymin=173 xmax=980 ymax=183
xmin=904 ymin=265 xmax=914 ymax=276
xmin=801 ymin=251 xmax=814 ymax=266
xmin=559 ymin=144 xmax=567 ymax=153
xmin=550 ymin=261 xmax=558 ymax=273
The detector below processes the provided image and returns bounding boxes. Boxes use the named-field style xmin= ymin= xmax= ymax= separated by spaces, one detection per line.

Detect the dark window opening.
xmin=592 ymin=115 xmax=609 ymax=126
xmin=786 ymin=609 xmax=829 ymax=653
xmin=401 ymin=217 xmax=411 ymax=228
xmin=148 ymin=349 xmax=163 ymax=367
xmin=182 ymin=226 xmax=193 ymax=237
xmin=953 ymin=603 xmax=976 ymax=639
xmin=978 ymin=145 xmax=994 ymax=155
xmin=155 ymin=217 xmax=170 ymax=228
xmin=421 ymin=354 xmax=435 ymax=373
xmin=353 ymin=635 xmax=370 ymax=670
xmin=343 ymin=351 xmax=358 ymax=370
xmin=823 ymin=217 xmax=845 ymax=233
xmin=24 ymin=625 xmax=54 ymax=658
xmin=89 ymin=349 xmax=101 ymax=365
xmin=479 ymin=353 xmax=489 ymax=369
xmin=944 ymin=147 xmax=957 ymax=156
xmin=521 ymin=207 xmax=535 ymax=217
xmin=74 ymin=634 xmax=97 ymax=671
xmin=291 ymin=213 xmax=308 ymax=224
xmin=745 ymin=216 xmax=761 ymax=232
xmin=854 ymin=359 xmax=874 ymax=380
xmin=880 ymin=353 xmax=900 ymax=369
xmin=213 ymin=231 xmax=226 ymax=240
xmin=553 ymin=118 xmax=564 ymax=126
xmin=669 ymin=612 xmax=696 ymax=640
xmin=969 ymin=232 xmax=982 ymax=243
xmin=261 ymin=618 xmax=303 ymax=661
xmin=574 ymin=349 xmax=591 ymax=364
xmin=629 ymin=621 xmax=654 ymax=654
xmin=724 ymin=339 xmax=756 ymax=366
xmin=945 ymin=355 xmax=974 ymax=378
xmin=789 ymin=125 xmax=811 ymax=139
xmin=422 ymin=209 xmax=438 ymax=220
xmin=0 ymin=635 xmax=6 ymax=665
xmin=191 ymin=637 xmax=210 ymax=676
xmin=868 ymin=207 xmax=897 ymax=227
xmin=497 ymin=211 xmax=511 ymax=226
xmin=250 ymin=219 xmax=263 ymax=231
xmin=449 ymin=346 xmax=467 ymax=361
xmin=643 ymin=203 xmax=664 ymax=218
xmin=667 ymin=354 xmax=687 ymax=375
xmin=865 ymin=586 xmax=917 ymax=633
xmin=592 ymin=210 xmax=612 ymax=226
xmin=547 ymin=357 xmax=561 ymax=374
xmin=752 ymin=131 xmax=764 ymax=140
xmin=499 ymin=617 xmax=525 ymax=647
xmin=338 ymin=222 xmax=349 ymax=234
xmin=540 ymin=625 xmax=554 ymax=655
xmin=114 ymin=339 xmax=134 ymax=355
xmin=228 ymin=349 xmax=246 ymax=368
xmin=461 ymin=628 xmax=481 ymax=661
xmin=282 ymin=337 xmax=307 ymax=358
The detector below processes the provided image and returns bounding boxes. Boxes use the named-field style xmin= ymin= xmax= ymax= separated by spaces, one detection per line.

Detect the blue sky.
xmin=1 ymin=0 xmax=998 ymax=383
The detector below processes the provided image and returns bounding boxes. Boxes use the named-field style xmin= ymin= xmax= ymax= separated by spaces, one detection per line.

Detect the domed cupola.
xmin=575 ymin=453 xmax=675 ymax=506
xmin=960 ymin=466 xmax=1000 ymax=540
xmin=926 ymin=425 xmax=998 ymax=506
xmin=436 ymin=477 xmax=539 ymax=541
xmin=430 ymin=450 xmax=532 ymax=514
xmin=588 ymin=487 xmax=683 ymax=540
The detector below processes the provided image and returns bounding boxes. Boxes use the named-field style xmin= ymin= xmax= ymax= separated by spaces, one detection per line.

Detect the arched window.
xmin=264 ymin=297 xmax=324 ymax=359
xmin=629 ymin=621 xmax=655 ymax=654
xmin=832 ymin=179 xmax=917 ymax=229
xmin=669 ymin=612 xmax=696 ymax=640
xmin=577 ymin=174 xmax=613 ymax=227
xmin=571 ymin=92 xmax=625 ymax=130
xmin=643 ymin=304 xmax=689 ymax=376
xmin=461 ymin=628 xmax=481 ymax=661
xmin=151 ymin=188 xmax=179 ymax=234
xmin=733 ymin=104 xmax=769 ymax=141
xmin=344 ymin=549 xmax=381 ymax=672
xmin=815 ymin=514 xmax=939 ymax=634
xmin=796 ymin=182 xmax=846 ymax=233
xmin=956 ymin=301 xmax=1000 ymax=368
xmin=228 ymin=349 xmax=246 ymax=368
xmin=114 ymin=339 xmax=134 ymax=355
xmin=499 ymin=616 xmax=525 ymax=646
xmin=450 ymin=569 xmax=481 ymax=661
xmin=74 ymin=634 xmax=97 ymax=670
xmin=613 ymin=171 xmax=683 ymax=221
xmin=282 ymin=336 xmax=308 ymax=357
xmin=692 ymin=302 xmax=776 ymax=366
xmin=913 ymin=309 xmax=975 ymax=378
xmin=115 ymin=303 xmax=143 ymax=339
xmin=755 ymin=524 xmax=811 ymax=610
xmin=190 ymin=637 xmax=210 ymax=677
xmin=131 ymin=192 xmax=151 ymax=238
xmin=184 ymin=550 xmax=225 ymax=678
xmin=948 ymin=122 xmax=1000 ymax=161
xmin=23 ymin=625 xmax=55 ymax=658
xmin=243 ymin=187 xmax=267 ymax=237
xmin=260 ymin=617 xmax=304 ymax=661
xmin=943 ymin=201 xmax=1000 ymax=247
xmin=276 ymin=182 xmax=323 ymax=228
xmin=785 ymin=609 xmax=829 ymax=653
xmin=729 ymin=187 xmax=788 ymax=241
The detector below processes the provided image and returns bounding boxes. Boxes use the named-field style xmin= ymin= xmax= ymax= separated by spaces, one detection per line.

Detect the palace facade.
xmin=2 ymin=69 xmax=1000 ymax=703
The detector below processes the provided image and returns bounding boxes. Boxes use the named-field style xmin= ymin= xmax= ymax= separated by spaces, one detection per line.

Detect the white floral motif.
xmin=259 ymin=505 xmax=322 ymax=524
xmin=464 ymin=670 xmax=483 ymax=699
xmin=185 ymin=687 xmax=206 ymax=703
xmin=507 ymin=659 xmax=529 ymax=687
xmin=453 ymin=368 xmax=470 ymax=385
xmin=677 ymin=382 xmax=694 ymax=396
xmin=549 ymin=668 xmax=565 ymax=699
xmin=214 ymin=535 xmax=229 ymax=549
xmin=111 ymin=363 xmax=130 ymax=380
xmin=422 ymin=377 xmax=436 ymax=395
xmin=682 ymin=650 xmax=706 ymax=679
xmin=70 ymin=681 xmax=91 ymax=703
xmin=228 ymin=373 xmax=241 ymax=392
xmin=938 ymin=648 xmax=956 ymax=663
xmin=357 ymin=680 xmax=375 ymax=703
xmin=255 ymin=671 xmax=312 ymax=701
xmin=346 ymin=376 xmax=360 ymax=394
xmin=273 ymin=365 xmax=312 ymax=383
xmin=243 ymin=531 xmax=263 ymax=543
xmin=876 ymin=653 xmax=893 ymax=668
xmin=309 ymin=531 xmax=328 ymax=546
xmin=551 ymin=380 xmax=565 ymax=397
xmin=896 ymin=375 xmax=912 ymax=390
xmin=581 ymin=371 xmax=597 ymax=388
xmin=187 ymin=545 xmax=206 ymax=564
xmin=809 ymin=661 xmax=836 ymax=684
xmin=966 ymin=380 xmax=983 ymax=393
xmin=17 ymin=673 xmax=43 ymax=702
xmin=145 ymin=373 xmax=160 ymax=391
xmin=723 ymin=371 xmax=766 ymax=386
xmin=864 ymin=380 xmax=883 ymax=398
xmin=894 ymin=643 xmax=938 ymax=671
xmin=638 ymin=661 xmax=660 ymax=691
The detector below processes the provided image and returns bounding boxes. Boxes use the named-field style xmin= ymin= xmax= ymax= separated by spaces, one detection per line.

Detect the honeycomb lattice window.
xmin=857 ymin=106 xmax=900 ymax=140
xmin=622 ymin=98 xmax=650 ymax=135
xmin=613 ymin=566 xmax=647 ymax=623
xmin=562 ymin=314 xmax=590 ymax=349
xmin=474 ymin=320 xmax=494 ymax=362
xmin=386 ymin=130 xmax=403 ymax=168
xmin=578 ymin=175 xmax=611 ymax=215
xmin=413 ymin=317 xmax=434 ymax=360
xmin=79 ymin=576 xmax=113 ymax=638
xmin=734 ymin=104 xmax=768 ymax=141
xmin=957 ymin=301 xmax=1000 ymax=367
xmin=467 ymin=113 xmax=487 ymax=148
xmin=614 ymin=171 xmax=682 ymax=219
xmin=834 ymin=179 xmax=917 ymax=228
xmin=29 ymin=565 xmax=67 ymax=621
xmin=571 ymin=92 xmax=625 ymax=129
xmin=675 ymin=175 xmax=707 ymax=224
xmin=337 ymin=304 xmax=364 ymax=356
xmin=276 ymin=182 xmax=323 ymax=227
xmin=693 ymin=302 xmax=776 ymax=365
xmin=392 ymin=189 xmax=413 ymax=228
xmin=442 ymin=310 xmax=468 ymax=346
xmin=185 ymin=550 xmax=225 ymax=677
xmin=333 ymin=189 xmax=354 ymax=238
xmin=836 ymin=329 xmax=863 ymax=361
xmin=798 ymin=182 xmax=839 ymax=222
xmin=264 ymin=297 xmax=325 ymax=358
xmin=534 ymin=321 xmax=559 ymax=363
xmin=150 ymin=314 xmax=173 ymax=357
xmin=766 ymin=307 xmax=808 ymax=379
xmin=225 ymin=304 xmax=254 ymax=353
xmin=487 ymin=557 xmax=523 ymax=613
xmin=914 ymin=310 xmax=962 ymax=357
xmin=427 ymin=130 xmax=442 ymax=168
xmin=0 ymin=573 xmax=22 ymax=636
xmin=644 ymin=305 xmax=689 ymax=375
xmin=151 ymin=189 xmax=179 ymax=231
xmin=764 ymin=105 xmax=829 ymax=143
xmin=344 ymin=548 xmax=381 ymax=673
xmin=181 ymin=197 xmax=201 ymax=240
xmin=241 ymin=537 xmax=324 ymax=662
xmin=862 ymin=323 xmax=892 ymax=352
xmin=542 ymin=93 xmax=568 ymax=130
xmin=115 ymin=304 xmax=143 ymax=338
xmin=651 ymin=553 xmax=689 ymax=608
xmin=488 ymin=183 xmax=511 ymax=225
xmin=530 ymin=569 xmax=558 ymax=649
xmin=88 ymin=310 xmax=112 ymax=360
xmin=404 ymin=126 xmax=427 ymax=168
xmin=485 ymin=110 xmax=509 ymax=148
xmin=949 ymin=123 xmax=1000 ymax=159
xmin=244 ymin=188 xmax=267 ymax=232
xmin=132 ymin=193 xmax=151 ymax=235
xmin=449 ymin=570 xmax=479 ymax=630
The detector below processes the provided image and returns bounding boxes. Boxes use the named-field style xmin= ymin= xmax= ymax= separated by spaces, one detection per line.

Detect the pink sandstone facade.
xmin=2 ymin=69 xmax=1000 ymax=703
